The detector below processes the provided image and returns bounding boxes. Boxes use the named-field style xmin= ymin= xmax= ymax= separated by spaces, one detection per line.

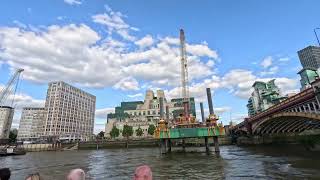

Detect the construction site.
xmin=153 ymin=29 xmax=225 ymax=154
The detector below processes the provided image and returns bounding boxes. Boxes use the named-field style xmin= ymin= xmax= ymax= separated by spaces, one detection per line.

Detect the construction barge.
xmin=155 ymin=88 xmax=225 ymax=154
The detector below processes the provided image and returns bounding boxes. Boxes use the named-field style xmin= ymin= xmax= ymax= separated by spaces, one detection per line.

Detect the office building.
xmin=44 ymin=81 xmax=96 ymax=141
xmin=17 ymin=107 xmax=45 ymax=141
xmin=105 ymin=89 xmax=196 ymax=138
xmin=298 ymin=46 xmax=320 ymax=69
xmin=0 ymin=106 xmax=14 ymax=139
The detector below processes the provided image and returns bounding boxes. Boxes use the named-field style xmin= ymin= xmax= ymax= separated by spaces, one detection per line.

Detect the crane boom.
xmin=179 ymin=29 xmax=189 ymax=101
xmin=0 ymin=68 xmax=24 ymax=106
xmin=179 ymin=29 xmax=190 ymax=121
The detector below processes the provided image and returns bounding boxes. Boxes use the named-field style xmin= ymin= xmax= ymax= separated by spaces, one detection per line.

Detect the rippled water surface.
xmin=1 ymin=145 xmax=320 ymax=179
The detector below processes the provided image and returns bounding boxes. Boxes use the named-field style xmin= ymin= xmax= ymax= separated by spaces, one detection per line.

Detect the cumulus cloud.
xmin=64 ymin=0 xmax=81 ymax=5
xmin=166 ymin=69 xmax=299 ymax=100
xmin=261 ymin=56 xmax=273 ymax=68
xmin=260 ymin=66 xmax=279 ymax=76
xmin=113 ymin=77 xmax=139 ymax=91
xmin=92 ymin=6 xmax=137 ymax=41
xmin=0 ymin=21 xmax=217 ymax=90
xmin=95 ymin=107 xmax=114 ymax=119
xmin=134 ymin=35 xmax=154 ymax=48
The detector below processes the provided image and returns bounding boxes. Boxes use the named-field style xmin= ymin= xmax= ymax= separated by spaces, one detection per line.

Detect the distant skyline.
xmin=0 ymin=0 xmax=320 ymax=133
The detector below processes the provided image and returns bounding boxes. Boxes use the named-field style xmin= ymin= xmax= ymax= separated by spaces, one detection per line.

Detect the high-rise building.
xmin=247 ymin=80 xmax=286 ymax=116
xmin=0 ymin=106 xmax=14 ymax=139
xmin=298 ymin=46 xmax=320 ymax=69
xmin=17 ymin=107 xmax=45 ymax=141
xmin=298 ymin=68 xmax=319 ymax=90
xmin=44 ymin=81 xmax=96 ymax=141
xmin=297 ymin=46 xmax=320 ymax=90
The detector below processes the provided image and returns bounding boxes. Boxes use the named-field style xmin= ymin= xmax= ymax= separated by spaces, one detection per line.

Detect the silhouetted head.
xmin=0 ymin=168 xmax=11 ymax=180
xmin=134 ymin=165 xmax=152 ymax=180
xmin=66 ymin=169 xmax=85 ymax=180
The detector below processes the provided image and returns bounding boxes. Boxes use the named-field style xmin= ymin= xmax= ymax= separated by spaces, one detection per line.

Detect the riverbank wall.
xmin=78 ymin=136 xmax=232 ymax=150
xmin=236 ymin=132 xmax=320 ymax=151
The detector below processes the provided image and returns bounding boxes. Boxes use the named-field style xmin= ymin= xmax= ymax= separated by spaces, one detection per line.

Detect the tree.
xmin=110 ymin=126 xmax=120 ymax=139
xmin=9 ymin=129 xmax=18 ymax=143
xmin=97 ymin=131 xmax=105 ymax=139
xmin=148 ymin=124 xmax=156 ymax=136
xmin=135 ymin=126 xmax=143 ymax=137
xmin=122 ymin=124 xmax=133 ymax=140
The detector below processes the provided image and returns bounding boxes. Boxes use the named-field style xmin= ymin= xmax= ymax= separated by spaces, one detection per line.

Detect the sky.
xmin=0 ymin=0 xmax=319 ymax=133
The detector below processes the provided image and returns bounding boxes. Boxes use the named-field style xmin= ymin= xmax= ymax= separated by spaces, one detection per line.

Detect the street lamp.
xmin=314 ymin=28 xmax=320 ymax=46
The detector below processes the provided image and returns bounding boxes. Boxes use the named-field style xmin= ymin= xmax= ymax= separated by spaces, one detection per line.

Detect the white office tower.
xmin=44 ymin=81 xmax=96 ymax=141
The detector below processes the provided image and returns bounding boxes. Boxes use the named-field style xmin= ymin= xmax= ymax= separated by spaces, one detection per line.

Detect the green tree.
xmin=135 ymin=126 xmax=143 ymax=137
xmin=97 ymin=131 xmax=105 ymax=139
xmin=9 ymin=129 xmax=18 ymax=143
xmin=122 ymin=124 xmax=133 ymax=140
xmin=148 ymin=124 xmax=156 ymax=135
xmin=110 ymin=126 xmax=120 ymax=139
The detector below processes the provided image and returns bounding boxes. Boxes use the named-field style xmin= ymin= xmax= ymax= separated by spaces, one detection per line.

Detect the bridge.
xmin=232 ymin=79 xmax=320 ymax=136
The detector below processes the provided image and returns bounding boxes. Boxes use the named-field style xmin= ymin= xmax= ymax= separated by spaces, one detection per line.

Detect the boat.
xmin=0 ymin=146 xmax=26 ymax=156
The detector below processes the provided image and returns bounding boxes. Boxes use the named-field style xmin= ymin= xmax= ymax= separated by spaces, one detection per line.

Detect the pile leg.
xmin=182 ymin=139 xmax=186 ymax=152
xmin=213 ymin=136 xmax=220 ymax=154
xmin=168 ymin=139 xmax=172 ymax=153
xmin=205 ymin=137 xmax=209 ymax=153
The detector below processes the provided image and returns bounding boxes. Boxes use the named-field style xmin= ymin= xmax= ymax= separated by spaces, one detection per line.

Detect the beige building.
xmin=17 ymin=107 xmax=45 ymax=141
xmin=0 ymin=106 xmax=14 ymax=139
xmin=105 ymin=90 xmax=196 ymax=138
xmin=44 ymin=81 xmax=96 ymax=141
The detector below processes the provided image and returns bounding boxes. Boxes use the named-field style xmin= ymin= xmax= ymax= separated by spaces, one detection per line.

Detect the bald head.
xmin=134 ymin=165 xmax=152 ymax=180
xmin=66 ymin=169 xmax=85 ymax=180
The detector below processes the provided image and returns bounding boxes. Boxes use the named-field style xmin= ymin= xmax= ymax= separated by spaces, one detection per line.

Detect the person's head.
xmin=0 ymin=168 xmax=11 ymax=180
xmin=133 ymin=165 xmax=152 ymax=180
xmin=25 ymin=173 xmax=41 ymax=180
xmin=66 ymin=169 xmax=85 ymax=180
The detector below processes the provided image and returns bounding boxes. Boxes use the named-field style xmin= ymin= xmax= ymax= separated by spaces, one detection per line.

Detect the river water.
xmin=1 ymin=145 xmax=320 ymax=179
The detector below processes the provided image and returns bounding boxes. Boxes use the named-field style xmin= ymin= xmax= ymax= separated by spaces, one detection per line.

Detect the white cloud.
xmin=279 ymin=57 xmax=290 ymax=62
xmin=13 ymin=20 xmax=27 ymax=29
xmin=92 ymin=7 xmax=137 ymax=41
xmin=64 ymin=0 xmax=81 ymax=5
xmin=135 ymin=35 xmax=154 ymax=48
xmin=113 ymin=77 xmax=139 ymax=91
xmin=261 ymin=56 xmax=273 ymax=68
xmin=127 ymin=93 xmax=143 ymax=98
xmin=214 ymin=106 xmax=232 ymax=115
xmin=186 ymin=44 xmax=218 ymax=59
xmin=95 ymin=107 xmax=114 ymax=119
xmin=260 ymin=66 xmax=279 ymax=76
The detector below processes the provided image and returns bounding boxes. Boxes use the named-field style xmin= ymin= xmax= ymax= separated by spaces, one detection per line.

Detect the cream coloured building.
xmin=105 ymin=89 xmax=196 ymax=138
xmin=0 ymin=106 xmax=14 ymax=139
xmin=44 ymin=81 xmax=96 ymax=141
xmin=17 ymin=107 xmax=45 ymax=141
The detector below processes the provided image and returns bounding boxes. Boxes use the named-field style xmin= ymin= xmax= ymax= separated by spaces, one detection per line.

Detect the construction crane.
xmin=0 ymin=68 xmax=24 ymax=107
xmin=179 ymin=29 xmax=190 ymax=122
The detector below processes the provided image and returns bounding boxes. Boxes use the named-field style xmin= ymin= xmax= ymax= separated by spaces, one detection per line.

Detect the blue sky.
xmin=0 ymin=0 xmax=319 ymax=133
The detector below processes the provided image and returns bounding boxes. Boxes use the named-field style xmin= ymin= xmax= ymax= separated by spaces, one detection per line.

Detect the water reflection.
xmin=1 ymin=145 xmax=320 ymax=179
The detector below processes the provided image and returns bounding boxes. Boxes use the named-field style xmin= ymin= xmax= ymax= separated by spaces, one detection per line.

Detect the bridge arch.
xmin=252 ymin=112 xmax=320 ymax=135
